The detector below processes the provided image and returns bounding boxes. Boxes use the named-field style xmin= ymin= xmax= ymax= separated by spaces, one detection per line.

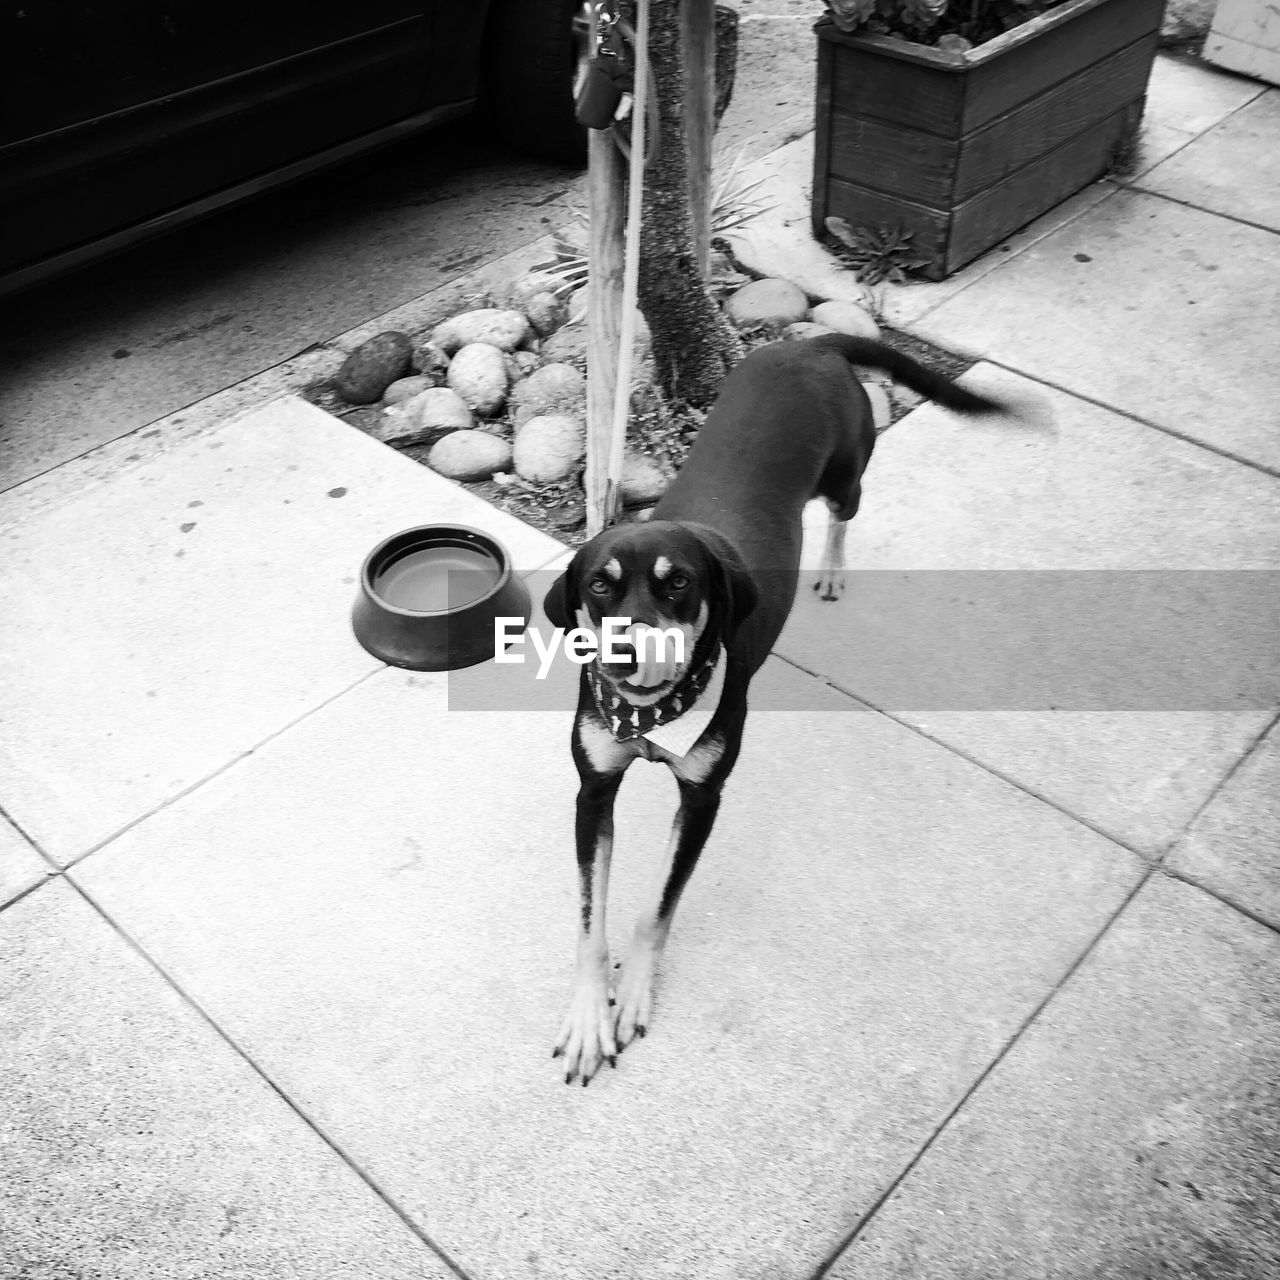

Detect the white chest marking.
xmin=578 ymin=715 xmax=641 ymax=773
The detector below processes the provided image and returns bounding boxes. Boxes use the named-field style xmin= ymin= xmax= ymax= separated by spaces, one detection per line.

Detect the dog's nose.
xmin=611 ymin=641 xmax=637 ymax=663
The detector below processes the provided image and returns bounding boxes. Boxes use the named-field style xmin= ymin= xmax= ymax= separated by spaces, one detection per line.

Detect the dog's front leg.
xmin=552 ymin=769 xmax=623 ymax=1085
xmin=615 ymin=779 xmax=722 ymax=1047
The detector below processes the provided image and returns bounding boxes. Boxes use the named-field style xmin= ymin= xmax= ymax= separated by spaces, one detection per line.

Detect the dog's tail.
xmin=813 ymin=333 xmax=1004 ymax=416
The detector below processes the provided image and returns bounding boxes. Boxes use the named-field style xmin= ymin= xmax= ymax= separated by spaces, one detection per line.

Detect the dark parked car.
xmin=0 ymin=1 xmax=590 ymax=298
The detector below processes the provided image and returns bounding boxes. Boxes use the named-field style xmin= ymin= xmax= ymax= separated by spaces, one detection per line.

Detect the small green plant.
xmin=707 ymin=146 xmax=776 ymax=237
xmin=532 ymin=146 xmax=776 ymax=298
xmin=823 ymin=0 xmax=1066 ymax=50
xmin=824 ymin=217 xmax=931 ymax=285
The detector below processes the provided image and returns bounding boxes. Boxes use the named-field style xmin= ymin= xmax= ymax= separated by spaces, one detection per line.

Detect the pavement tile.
xmin=0 ymin=879 xmax=454 ymax=1279
xmin=908 ymin=190 xmax=1280 ymax=473
xmin=0 ymin=346 xmax=337 ymax=530
xmin=0 ymin=396 xmax=563 ymax=866
xmin=880 ymin=184 xmax=1119 ymax=330
xmin=1137 ymin=90 xmax=1280 ymax=232
xmin=1142 ymin=49 xmax=1266 ymax=136
xmin=1116 ymin=120 xmax=1198 ymax=181
xmin=75 ymin=658 xmax=1142 ymax=1280
xmin=1167 ymin=719 xmax=1280 ymax=929
xmin=828 ymin=874 xmax=1280 ymax=1279
xmin=783 ymin=365 xmax=1280 ymax=855
xmin=0 ymin=816 xmax=49 ymax=907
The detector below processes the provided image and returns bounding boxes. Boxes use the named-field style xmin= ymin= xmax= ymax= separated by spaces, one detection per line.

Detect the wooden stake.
xmin=584 ymin=44 xmax=627 ymax=536
xmin=606 ymin=0 xmax=650 ymax=527
xmin=683 ymin=0 xmax=716 ymax=279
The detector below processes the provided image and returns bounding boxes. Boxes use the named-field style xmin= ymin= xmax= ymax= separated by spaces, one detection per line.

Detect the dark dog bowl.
xmin=351 ymin=524 xmax=530 ymax=671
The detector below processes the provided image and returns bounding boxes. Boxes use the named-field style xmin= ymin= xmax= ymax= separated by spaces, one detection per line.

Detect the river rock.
xmin=432 ymin=308 xmax=530 ymax=354
xmin=863 ymin=383 xmax=891 ymax=431
xmin=383 ymin=375 xmax=437 ymax=406
xmin=514 ymin=414 xmax=584 ymax=483
xmin=447 ymin=342 xmax=511 ymax=416
xmin=725 ymin=278 xmax=809 ymax=329
xmin=513 ymin=363 xmax=585 ymax=415
xmin=810 ymin=299 xmax=880 ymax=341
xmin=426 ymin=430 xmax=513 ymax=482
xmin=334 ymin=331 xmax=414 ymax=404
xmin=508 ymin=273 xmax=563 ymax=307
xmin=376 ymin=387 xmax=473 ymax=448
xmin=523 ymin=291 xmax=568 ymax=339
xmin=539 ymin=323 xmax=588 ymax=365
xmin=415 ymin=341 xmax=451 ymax=383
xmin=621 ymin=452 xmax=669 ymax=508
xmin=783 ymin=321 xmax=836 ymax=342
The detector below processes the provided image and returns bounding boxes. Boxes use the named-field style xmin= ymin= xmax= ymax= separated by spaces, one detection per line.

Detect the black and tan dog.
xmin=544 ymin=334 xmax=1005 ymax=1083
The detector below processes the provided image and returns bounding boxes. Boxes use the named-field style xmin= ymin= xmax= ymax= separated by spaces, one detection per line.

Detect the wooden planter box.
xmin=811 ymin=0 xmax=1166 ymax=280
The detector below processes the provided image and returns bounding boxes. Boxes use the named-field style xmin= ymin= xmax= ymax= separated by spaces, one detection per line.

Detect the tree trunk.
xmin=628 ymin=0 xmax=743 ymax=408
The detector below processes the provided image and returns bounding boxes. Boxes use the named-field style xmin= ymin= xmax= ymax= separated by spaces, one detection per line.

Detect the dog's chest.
xmin=577 ymin=714 xmax=724 ymax=784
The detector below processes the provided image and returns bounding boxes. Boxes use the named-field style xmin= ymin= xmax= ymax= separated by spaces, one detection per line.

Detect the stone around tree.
xmin=334 ymin=331 xmax=414 ymax=404
xmin=512 ymin=364 xmax=586 ymax=417
xmin=540 ymin=324 xmax=589 ymax=366
xmin=427 ymin=430 xmax=513 ymax=482
xmin=810 ymin=299 xmax=880 ymax=341
xmin=725 ymin=278 xmax=809 ymax=329
xmin=447 ymin=343 xmax=511 ymax=416
xmin=863 ymin=382 xmax=890 ymax=430
xmin=375 ymin=387 xmax=474 ymax=448
xmin=621 ymin=452 xmax=669 ymax=508
xmin=514 ymin=414 xmax=584 ymax=483
xmin=431 ymin=308 xmax=530 ymax=354
xmin=523 ymin=292 xmax=569 ymax=339
xmin=416 ymin=341 xmax=451 ymax=383
xmin=783 ymin=321 xmax=836 ymax=341
xmin=383 ymin=375 xmax=438 ymax=406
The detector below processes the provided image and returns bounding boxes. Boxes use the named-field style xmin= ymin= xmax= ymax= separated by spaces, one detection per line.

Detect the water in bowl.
xmin=374 ymin=545 xmax=500 ymax=612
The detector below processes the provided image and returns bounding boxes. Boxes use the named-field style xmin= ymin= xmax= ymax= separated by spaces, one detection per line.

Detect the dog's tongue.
xmin=626 ymin=655 xmax=673 ymax=688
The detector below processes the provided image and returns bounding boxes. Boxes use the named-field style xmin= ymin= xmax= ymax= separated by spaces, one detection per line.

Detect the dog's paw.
xmin=614 ymin=956 xmax=658 ymax=1048
xmin=812 ymin=569 xmax=846 ymax=602
xmin=551 ymin=978 xmax=618 ymax=1086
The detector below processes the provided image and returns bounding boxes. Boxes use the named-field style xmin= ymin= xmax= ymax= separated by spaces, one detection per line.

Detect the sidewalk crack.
xmin=809 ymin=864 xmax=1155 ymax=1278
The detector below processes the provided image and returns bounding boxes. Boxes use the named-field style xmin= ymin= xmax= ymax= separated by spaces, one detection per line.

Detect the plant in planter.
xmin=812 ymin=0 xmax=1167 ymax=280
xmin=824 ymin=1 xmax=1070 ymax=49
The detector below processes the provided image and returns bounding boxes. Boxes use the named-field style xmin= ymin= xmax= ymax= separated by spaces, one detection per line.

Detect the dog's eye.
xmin=668 ymin=572 xmax=691 ymax=591
xmin=587 ymin=577 xmax=612 ymax=596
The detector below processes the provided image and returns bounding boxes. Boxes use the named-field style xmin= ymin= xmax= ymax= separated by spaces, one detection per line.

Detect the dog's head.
xmin=543 ymin=521 xmax=757 ymax=705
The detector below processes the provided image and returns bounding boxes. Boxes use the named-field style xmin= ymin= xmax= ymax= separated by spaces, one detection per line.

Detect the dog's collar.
xmin=588 ymin=644 xmax=724 ymax=756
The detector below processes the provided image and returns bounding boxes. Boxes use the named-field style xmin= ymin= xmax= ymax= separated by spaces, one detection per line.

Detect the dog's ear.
xmin=541 ymin=554 xmax=581 ymax=630
xmin=687 ymin=525 xmax=758 ymax=642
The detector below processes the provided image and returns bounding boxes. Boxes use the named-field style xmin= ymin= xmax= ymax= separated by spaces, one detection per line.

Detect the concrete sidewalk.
xmin=3 ymin=51 xmax=1279 ymax=1280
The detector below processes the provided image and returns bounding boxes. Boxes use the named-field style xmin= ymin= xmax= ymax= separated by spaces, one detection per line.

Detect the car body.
xmin=0 ymin=0 xmax=589 ymax=299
